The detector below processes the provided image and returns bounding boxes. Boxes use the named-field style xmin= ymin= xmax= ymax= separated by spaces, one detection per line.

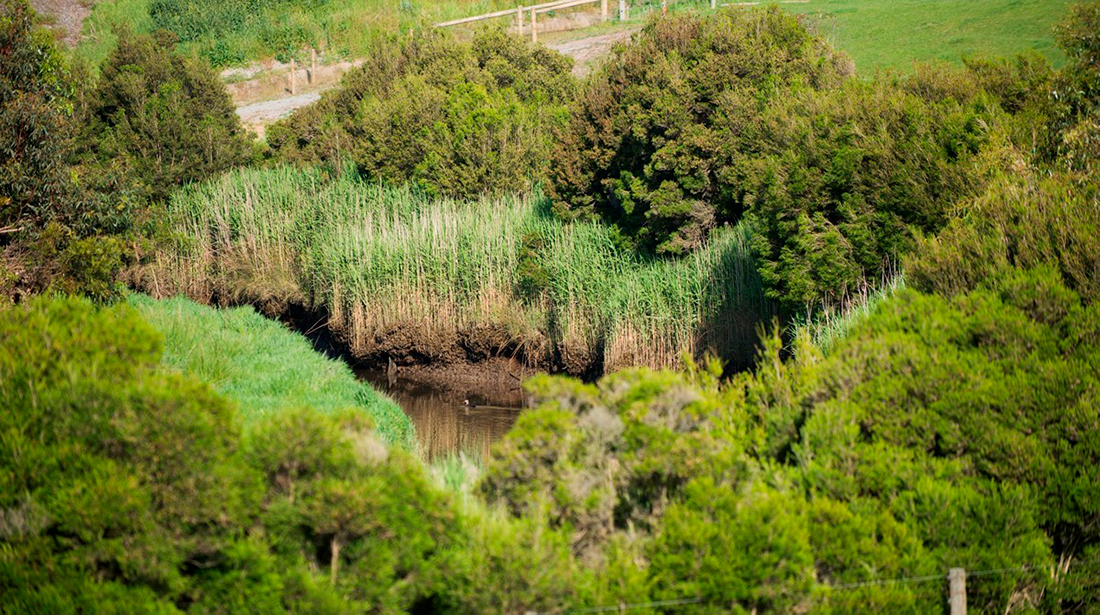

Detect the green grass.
xmin=74 ymin=0 xmax=1074 ymax=72
xmin=76 ymin=0 xmax=534 ymax=68
xmin=127 ymin=293 xmax=415 ymax=448
xmin=143 ymin=165 xmax=773 ymax=373
xmin=783 ymin=0 xmax=1073 ymax=72
xmin=553 ymin=0 xmax=1075 ymax=73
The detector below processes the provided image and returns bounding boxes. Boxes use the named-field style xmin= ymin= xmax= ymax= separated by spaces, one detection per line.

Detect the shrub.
xmin=267 ymin=29 xmax=573 ymax=199
xmin=0 ymin=0 xmax=76 ymax=234
xmin=80 ymin=29 xmax=254 ymax=203
xmin=548 ymin=8 xmax=852 ymax=256
xmin=908 ymin=171 xmax=1100 ymax=304
xmin=1047 ymin=2 xmax=1100 ymax=173
xmin=0 ymin=295 xmax=260 ymax=609
xmin=549 ymin=9 xmax=1031 ymax=310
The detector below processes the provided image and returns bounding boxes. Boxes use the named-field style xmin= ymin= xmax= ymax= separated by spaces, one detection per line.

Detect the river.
xmin=356 ymin=368 xmax=528 ymax=461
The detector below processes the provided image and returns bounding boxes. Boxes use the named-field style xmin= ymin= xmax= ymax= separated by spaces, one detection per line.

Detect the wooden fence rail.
xmin=435 ymin=0 xmax=610 ymax=41
xmin=435 ymin=0 xmax=810 ymax=43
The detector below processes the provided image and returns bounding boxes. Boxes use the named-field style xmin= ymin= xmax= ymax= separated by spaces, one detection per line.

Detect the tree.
xmin=81 ymin=29 xmax=253 ymax=203
xmin=0 ymin=0 xmax=74 ymax=235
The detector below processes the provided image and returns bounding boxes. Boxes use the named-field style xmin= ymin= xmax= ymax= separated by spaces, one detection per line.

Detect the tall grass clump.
xmin=142 ymin=165 xmax=775 ymax=374
xmin=128 ymin=292 xmax=414 ymax=448
xmin=788 ymin=272 xmax=907 ymax=354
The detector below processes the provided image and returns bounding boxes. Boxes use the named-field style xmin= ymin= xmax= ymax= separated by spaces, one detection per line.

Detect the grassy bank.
xmin=139 ymin=166 xmax=773 ymax=374
xmin=787 ymin=0 xmax=1074 ymax=72
xmin=127 ymin=293 xmax=414 ymax=448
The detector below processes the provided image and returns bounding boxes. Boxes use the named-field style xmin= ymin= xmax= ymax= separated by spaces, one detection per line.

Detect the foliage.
xmin=909 ymin=172 xmax=1100 ymax=305
xmin=3 ymin=294 xmax=609 ymax=612
xmin=0 ymin=295 xmax=259 ymax=610
xmin=267 ymin=29 xmax=573 ymax=199
xmin=78 ymin=29 xmax=254 ymax=203
xmin=1046 ymin=1 xmax=1100 ymax=173
xmin=550 ymin=8 xmax=852 ymax=255
xmin=480 ymin=258 xmax=1100 ymax=610
xmin=141 ymin=166 xmax=774 ymax=374
xmin=128 ymin=293 xmax=414 ymax=448
xmin=549 ymin=8 xmax=1014 ymax=310
xmin=0 ymin=0 xmax=75 ymax=234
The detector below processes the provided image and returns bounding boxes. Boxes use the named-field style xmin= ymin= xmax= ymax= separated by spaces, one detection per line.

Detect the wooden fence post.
xmin=710 ymin=0 xmax=716 ymax=8
xmin=601 ymin=0 xmax=608 ymax=20
xmin=949 ymin=568 xmax=967 ymax=615
xmin=516 ymin=6 xmax=524 ymax=33
xmin=289 ymin=57 xmax=296 ymax=94
xmin=531 ymin=9 xmax=537 ymax=42
xmin=310 ymin=48 xmax=316 ymax=84
xmin=618 ymin=0 xmax=627 ymax=20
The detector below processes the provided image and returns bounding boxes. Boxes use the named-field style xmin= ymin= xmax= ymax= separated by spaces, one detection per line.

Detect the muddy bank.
xmin=274 ymin=301 xmax=561 ymax=390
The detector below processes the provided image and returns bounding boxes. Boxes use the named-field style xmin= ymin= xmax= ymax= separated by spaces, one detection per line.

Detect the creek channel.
xmin=356 ymin=367 xmax=531 ymax=461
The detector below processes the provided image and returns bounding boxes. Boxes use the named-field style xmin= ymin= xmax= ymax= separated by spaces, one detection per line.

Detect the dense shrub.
xmin=1047 ymin=2 xmax=1100 ymax=172
xmin=909 ymin=172 xmax=1100 ymax=304
xmin=267 ymin=29 xmax=573 ymax=199
xmin=0 ymin=0 xmax=76 ymax=234
xmin=79 ymin=29 xmax=254 ymax=203
xmin=0 ymin=296 xmax=260 ymax=609
xmin=550 ymin=9 xmax=852 ymax=255
xmin=481 ymin=260 xmax=1100 ymax=610
xmin=549 ymin=8 xmax=1028 ymax=310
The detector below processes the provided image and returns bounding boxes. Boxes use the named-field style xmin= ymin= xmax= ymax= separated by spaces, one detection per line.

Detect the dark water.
xmin=357 ymin=369 xmax=528 ymax=461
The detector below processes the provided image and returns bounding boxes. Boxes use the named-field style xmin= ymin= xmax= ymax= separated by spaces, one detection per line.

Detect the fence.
xmin=435 ymin=0 xmax=612 ymax=42
xmin=434 ymin=0 xmax=810 ymax=43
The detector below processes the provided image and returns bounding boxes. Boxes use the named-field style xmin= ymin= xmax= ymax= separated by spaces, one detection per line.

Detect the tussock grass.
xmin=789 ymin=272 xmax=906 ymax=353
xmin=143 ymin=165 xmax=775 ymax=373
xmin=128 ymin=293 xmax=415 ymax=448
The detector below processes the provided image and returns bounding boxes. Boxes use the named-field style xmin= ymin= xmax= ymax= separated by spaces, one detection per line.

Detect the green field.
xmin=128 ymin=293 xmax=415 ymax=448
xmin=785 ymin=0 xmax=1074 ymax=71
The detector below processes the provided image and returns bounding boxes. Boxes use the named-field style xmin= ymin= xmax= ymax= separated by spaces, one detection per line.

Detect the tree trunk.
xmin=330 ymin=536 xmax=341 ymax=585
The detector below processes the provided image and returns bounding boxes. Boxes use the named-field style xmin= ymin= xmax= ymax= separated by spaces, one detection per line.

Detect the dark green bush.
xmin=549 ymin=8 xmax=852 ymax=257
xmin=80 ymin=29 xmax=254 ymax=203
xmin=0 ymin=0 xmax=76 ymax=234
xmin=267 ymin=29 xmax=573 ymax=199
xmin=548 ymin=8 xmax=1039 ymax=310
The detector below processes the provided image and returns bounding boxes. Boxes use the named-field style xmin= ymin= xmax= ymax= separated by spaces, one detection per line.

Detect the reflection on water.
xmin=357 ymin=369 xmax=528 ymax=461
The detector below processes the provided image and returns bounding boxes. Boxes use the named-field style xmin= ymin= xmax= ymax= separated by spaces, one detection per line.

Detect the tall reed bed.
xmin=144 ymin=165 xmax=775 ymax=373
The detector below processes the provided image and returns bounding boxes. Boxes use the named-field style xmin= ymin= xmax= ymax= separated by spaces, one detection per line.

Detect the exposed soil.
xmin=29 ymin=0 xmax=89 ymax=47
xmin=549 ymin=28 xmax=638 ymax=76
xmin=274 ymin=301 xmax=558 ymax=393
xmin=235 ymin=92 xmax=321 ymax=139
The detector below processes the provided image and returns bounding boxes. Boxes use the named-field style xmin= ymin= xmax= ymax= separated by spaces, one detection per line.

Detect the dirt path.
xmin=29 ymin=0 xmax=89 ymax=46
xmin=549 ymin=28 xmax=638 ymax=76
xmin=235 ymin=92 xmax=322 ymax=139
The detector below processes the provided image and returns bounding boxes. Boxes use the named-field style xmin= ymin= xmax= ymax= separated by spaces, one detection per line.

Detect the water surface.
xmin=357 ymin=369 xmax=527 ymax=461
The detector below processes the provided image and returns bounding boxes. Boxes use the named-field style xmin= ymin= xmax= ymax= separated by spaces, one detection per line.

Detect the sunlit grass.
xmin=128 ymin=293 xmax=415 ymax=448
xmin=144 ymin=165 xmax=774 ymax=373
